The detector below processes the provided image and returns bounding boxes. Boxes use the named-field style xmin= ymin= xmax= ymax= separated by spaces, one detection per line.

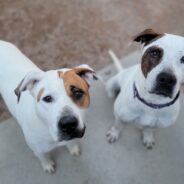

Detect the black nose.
xmin=58 ymin=116 xmax=78 ymax=133
xmin=157 ymin=72 xmax=176 ymax=87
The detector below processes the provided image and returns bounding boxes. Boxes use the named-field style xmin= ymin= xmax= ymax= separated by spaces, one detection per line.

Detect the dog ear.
xmin=14 ymin=71 xmax=43 ymax=103
xmin=74 ymin=64 xmax=99 ymax=85
xmin=133 ymin=28 xmax=163 ymax=45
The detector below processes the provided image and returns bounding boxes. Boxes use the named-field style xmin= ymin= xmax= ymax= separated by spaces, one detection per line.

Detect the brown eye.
xmin=180 ymin=56 xmax=184 ymax=63
xmin=150 ymin=49 xmax=161 ymax=58
xmin=71 ymin=86 xmax=84 ymax=100
xmin=42 ymin=95 xmax=53 ymax=103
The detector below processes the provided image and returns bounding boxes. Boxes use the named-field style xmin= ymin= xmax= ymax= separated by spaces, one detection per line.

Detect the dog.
xmin=106 ymin=29 xmax=184 ymax=149
xmin=0 ymin=40 xmax=98 ymax=173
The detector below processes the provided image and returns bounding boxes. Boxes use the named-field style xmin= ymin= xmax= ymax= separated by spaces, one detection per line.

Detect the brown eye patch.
xmin=141 ymin=46 xmax=163 ymax=78
xmin=70 ymin=86 xmax=85 ymax=100
xmin=58 ymin=69 xmax=90 ymax=108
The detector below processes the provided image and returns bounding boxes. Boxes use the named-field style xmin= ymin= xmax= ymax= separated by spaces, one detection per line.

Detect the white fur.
xmin=0 ymin=40 xmax=93 ymax=173
xmin=106 ymin=34 xmax=184 ymax=149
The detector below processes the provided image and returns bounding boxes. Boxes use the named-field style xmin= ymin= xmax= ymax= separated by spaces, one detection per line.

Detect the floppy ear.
xmin=14 ymin=71 xmax=43 ymax=103
xmin=74 ymin=64 xmax=99 ymax=85
xmin=133 ymin=28 xmax=164 ymax=46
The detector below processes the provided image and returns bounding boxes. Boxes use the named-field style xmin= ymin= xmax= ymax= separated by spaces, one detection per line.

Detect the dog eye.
xmin=71 ymin=86 xmax=84 ymax=100
xmin=180 ymin=56 xmax=184 ymax=63
xmin=150 ymin=49 xmax=161 ymax=58
xmin=42 ymin=95 xmax=53 ymax=103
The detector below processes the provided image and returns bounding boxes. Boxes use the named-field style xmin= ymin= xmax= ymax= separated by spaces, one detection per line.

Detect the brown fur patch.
xmin=142 ymin=46 xmax=163 ymax=78
xmin=73 ymin=68 xmax=93 ymax=84
xmin=59 ymin=68 xmax=90 ymax=108
xmin=134 ymin=28 xmax=164 ymax=46
xmin=37 ymin=88 xmax=44 ymax=102
xmin=145 ymin=34 xmax=164 ymax=46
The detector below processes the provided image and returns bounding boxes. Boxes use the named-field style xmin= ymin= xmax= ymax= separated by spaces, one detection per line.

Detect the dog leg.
xmin=66 ymin=140 xmax=81 ymax=156
xmin=106 ymin=75 xmax=120 ymax=98
xmin=34 ymin=152 xmax=56 ymax=173
xmin=106 ymin=116 xmax=123 ymax=143
xmin=141 ymin=127 xmax=155 ymax=149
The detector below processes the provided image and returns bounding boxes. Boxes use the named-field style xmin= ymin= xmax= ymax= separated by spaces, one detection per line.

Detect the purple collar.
xmin=133 ymin=83 xmax=180 ymax=109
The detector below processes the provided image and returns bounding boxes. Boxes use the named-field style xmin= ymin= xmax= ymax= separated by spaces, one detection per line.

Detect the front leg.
xmin=106 ymin=116 xmax=123 ymax=143
xmin=141 ymin=127 xmax=156 ymax=149
xmin=34 ymin=152 xmax=56 ymax=174
xmin=66 ymin=140 xmax=81 ymax=156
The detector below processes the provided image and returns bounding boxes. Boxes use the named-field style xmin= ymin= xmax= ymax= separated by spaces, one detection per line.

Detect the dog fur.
xmin=106 ymin=29 xmax=184 ymax=149
xmin=0 ymin=40 xmax=97 ymax=173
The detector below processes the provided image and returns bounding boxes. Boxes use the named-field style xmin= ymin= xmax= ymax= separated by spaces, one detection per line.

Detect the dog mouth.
xmin=57 ymin=126 xmax=86 ymax=142
xmin=150 ymin=72 xmax=177 ymax=98
xmin=149 ymin=88 xmax=173 ymax=98
xmin=56 ymin=114 xmax=86 ymax=142
xmin=156 ymin=92 xmax=171 ymax=98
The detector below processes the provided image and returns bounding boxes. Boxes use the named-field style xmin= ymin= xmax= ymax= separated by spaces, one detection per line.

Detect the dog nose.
xmin=58 ymin=116 xmax=78 ymax=133
xmin=157 ymin=72 xmax=176 ymax=87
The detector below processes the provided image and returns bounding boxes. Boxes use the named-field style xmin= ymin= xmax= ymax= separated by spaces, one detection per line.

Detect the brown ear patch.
xmin=141 ymin=46 xmax=163 ymax=77
xmin=133 ymin=28 xmax=164 ymax=46
xmin=37 ymin=88 xmax=44 ymax=102
xmin=59 ymin=69 xmax=90 ymax=108
xmin=73 ymin=68 xmax=94 ymax=83
xmin=57 ymin=71 xmax=64 ymax=78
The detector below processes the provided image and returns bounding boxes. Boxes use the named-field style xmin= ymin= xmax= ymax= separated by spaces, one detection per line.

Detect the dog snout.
xmin=157 ymin=72 xmax=176 ymax=87
xmin=58 ymin=116 xmax=85 ymax=139
xmin=154 ymin=72 xmax=177 ymax=98
xmin=58 ymin=116 xmax=78 ymax=133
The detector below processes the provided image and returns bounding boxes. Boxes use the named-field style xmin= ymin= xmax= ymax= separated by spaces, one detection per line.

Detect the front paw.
xmin=141 ymin=133 xmax=155 ymax=149
xmin=42 ymin=160 xmax=56 ymax=174
xmin=69 ymin=144 xmax=81 ymax=156
xmin=106 ymin=127 xmax=120 ymax=143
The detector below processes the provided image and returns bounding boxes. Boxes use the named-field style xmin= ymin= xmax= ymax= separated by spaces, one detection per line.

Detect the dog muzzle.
xmin=133 ymin=82 xmax=180 ymax=109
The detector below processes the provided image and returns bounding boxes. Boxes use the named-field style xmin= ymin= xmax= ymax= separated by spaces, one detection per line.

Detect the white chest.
xmin=114 ymin=89 xmax=180 ymax=127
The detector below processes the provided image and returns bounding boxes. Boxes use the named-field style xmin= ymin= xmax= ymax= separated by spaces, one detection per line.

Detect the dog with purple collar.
xmin=106 ymin=29 xmax=184 ymax=149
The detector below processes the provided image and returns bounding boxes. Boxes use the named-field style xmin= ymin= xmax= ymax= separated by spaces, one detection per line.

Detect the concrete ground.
xmin=1 ymin=0 xmax=184 ymax=120
xmin=0 ymin=52 xmax=184 ymax=184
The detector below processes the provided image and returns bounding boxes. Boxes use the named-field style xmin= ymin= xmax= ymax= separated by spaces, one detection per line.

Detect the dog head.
xmin=14 ymin=64 xmax=98 ymax=142
xmin=134 ymin=28 xmax=184 ymax=99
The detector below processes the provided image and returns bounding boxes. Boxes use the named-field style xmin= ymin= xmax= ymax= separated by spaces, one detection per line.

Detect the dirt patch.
xmin=0 ymin=0 xmax=184 ymax=121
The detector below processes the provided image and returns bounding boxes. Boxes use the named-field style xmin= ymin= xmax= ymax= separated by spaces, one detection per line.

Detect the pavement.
xmin=1 ymin=51 xmax=184 ymax=184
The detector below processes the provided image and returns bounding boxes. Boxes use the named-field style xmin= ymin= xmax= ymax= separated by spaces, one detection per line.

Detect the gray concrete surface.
xmin=0 ymin=52 xmax=184 ymax=184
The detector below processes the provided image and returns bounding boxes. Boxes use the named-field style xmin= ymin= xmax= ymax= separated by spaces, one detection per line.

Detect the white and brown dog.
xmin=0 ymin=41 xmax=98 ymax=173
xmin=106 ymin=29 xmax=184 ymax=149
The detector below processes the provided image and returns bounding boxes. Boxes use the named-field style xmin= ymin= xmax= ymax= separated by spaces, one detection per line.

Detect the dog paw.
xmin=69 ymin=144 xmax=81 ymax=156
xmin=106 ymin=127 xmax=120 ymax=143
xmin=42 ymin=160 xmax=56 ymax=174
xmin=142 ymin=134 xmax=155 ymax=149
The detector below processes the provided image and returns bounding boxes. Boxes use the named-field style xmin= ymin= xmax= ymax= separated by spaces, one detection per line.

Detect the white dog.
xmin=0 ymin=40 xmax=98 ymax=173
xmin=106 ymin=29 xmax=184 ymax=149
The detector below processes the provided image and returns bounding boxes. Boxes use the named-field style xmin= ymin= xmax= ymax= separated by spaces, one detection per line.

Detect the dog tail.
xmin=108 ymin=50 xmax=124 ymax=72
